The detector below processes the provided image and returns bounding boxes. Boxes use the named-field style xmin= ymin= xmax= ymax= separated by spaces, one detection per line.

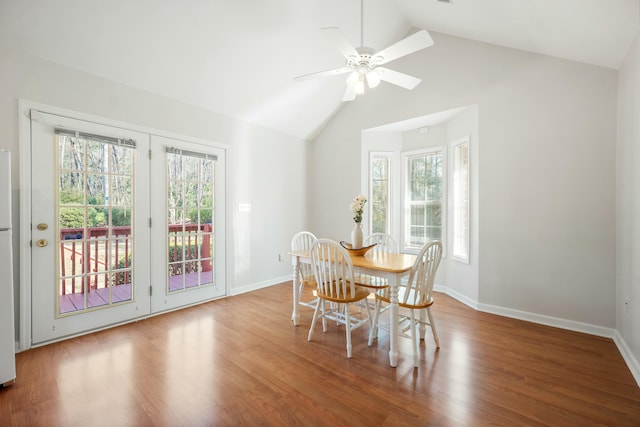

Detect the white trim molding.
xmin=231 ymin=275 xmax=292 ymax=296
xmin=477 ymin=302 xmax=615 ymax=339
xmin=614 ymin=331 xmax=640 ymax=387
xmin=434 ymin=285 xmax=478 ymax=310
xmin=434 ymin=284 xmax=638 ymax=387
xmin=436 ymin=284 xmax=615 ymax=337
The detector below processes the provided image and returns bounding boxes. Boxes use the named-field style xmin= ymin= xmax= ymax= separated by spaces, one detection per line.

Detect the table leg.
xmin=291 ymin=256 xmax=300 ymax=326
xmin=389 ymin=275 xmax=399 ymax=367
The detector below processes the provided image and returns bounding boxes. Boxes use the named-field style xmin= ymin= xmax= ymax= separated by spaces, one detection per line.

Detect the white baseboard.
xmin=230 ymin=275 xmax=292 ymax=296
xmin=435 ymin=285 xmax=479 ymax=310
xmin=477 ymin=302 xmax=616 ymax=338
xmin=434 ymin=285 xmax=639 ymax=388
xmin=613 ymin=330 xmax=640 ymax=387
xmin=435 ymin=285 xmax=615 ymax=338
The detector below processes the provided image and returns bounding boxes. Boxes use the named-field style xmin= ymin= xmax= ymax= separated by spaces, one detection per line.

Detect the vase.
xmin=351 ymin=222 xmax=363 ymax=249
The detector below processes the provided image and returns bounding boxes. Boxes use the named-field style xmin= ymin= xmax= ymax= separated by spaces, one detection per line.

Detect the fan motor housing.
xmin=347 ymin=47 xmax=380 ymax=73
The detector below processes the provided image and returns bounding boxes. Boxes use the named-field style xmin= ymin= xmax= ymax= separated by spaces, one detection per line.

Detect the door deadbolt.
xmin=37 ymin=223 xmax=48 ymax=231
xmin=36 ymin=239 xmax=48 ymax=247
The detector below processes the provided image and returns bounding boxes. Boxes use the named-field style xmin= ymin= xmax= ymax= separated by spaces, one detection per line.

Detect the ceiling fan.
xmin=295 ymin=0 xmax=434 ymax=101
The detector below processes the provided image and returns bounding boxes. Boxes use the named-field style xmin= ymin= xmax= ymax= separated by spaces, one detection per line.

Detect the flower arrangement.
xmin=350 ymin=194 xmax=367 ymax=224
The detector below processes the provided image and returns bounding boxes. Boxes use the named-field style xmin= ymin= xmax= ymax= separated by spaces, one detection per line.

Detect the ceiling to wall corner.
xmin=0 ymin=0 xmax=637 ymax=141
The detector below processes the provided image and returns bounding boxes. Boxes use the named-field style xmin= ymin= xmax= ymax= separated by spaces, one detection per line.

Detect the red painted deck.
xmin=59 ymin=271 xmax=214 ymax=314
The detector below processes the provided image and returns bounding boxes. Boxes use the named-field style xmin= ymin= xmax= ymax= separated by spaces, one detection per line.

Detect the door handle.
xmin=36 ymin=239 xmax=48 ymax=247
xmin=37 ymin=223 xmax=48 ymax=231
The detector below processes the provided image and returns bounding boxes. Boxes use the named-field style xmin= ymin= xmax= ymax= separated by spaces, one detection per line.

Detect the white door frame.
xmin=18 ymin=100 xmax=228 ymax=350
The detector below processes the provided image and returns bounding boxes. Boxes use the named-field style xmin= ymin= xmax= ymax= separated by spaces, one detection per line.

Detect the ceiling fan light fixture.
xmin=355 ymin=76 xmax=366 ymax=95
xmin=366 ymin=70 xmax=381 ymax=88
xmin=347 ymin=71 xmax=360 ymax=85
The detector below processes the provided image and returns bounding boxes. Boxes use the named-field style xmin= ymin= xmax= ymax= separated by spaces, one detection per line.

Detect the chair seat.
xmin=317 ymin=285 xmax=370 ymax=304
xmin=300 ymin=275 xmax=316 ymax=288
xmin=375 ymin=286 xmax=434 ymax=309
xmin=353 ymin=273 xmax=389 ymax=290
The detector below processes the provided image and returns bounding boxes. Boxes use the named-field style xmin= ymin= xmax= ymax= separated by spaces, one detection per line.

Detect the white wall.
xmin=402 ymin=124 xmax=447 ymax=151
xmin=311 ymin=32 xmax=618 ymax=329
xmin=0 ymin=46 xmax=308 ymax=340
xmin=617 ymin=30 xmax=640 ymax=379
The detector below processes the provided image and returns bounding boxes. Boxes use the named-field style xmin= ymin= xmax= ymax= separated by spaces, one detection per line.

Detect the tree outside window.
xmin=370 ymin=153 xmax=391 ymax=234
xmin=404 ymin=149 xmax=444 ymax=251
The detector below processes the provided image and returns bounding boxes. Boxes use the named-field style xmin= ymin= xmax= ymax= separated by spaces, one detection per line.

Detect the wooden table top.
xmin=289 ymin=249 xmax=415 ymax=274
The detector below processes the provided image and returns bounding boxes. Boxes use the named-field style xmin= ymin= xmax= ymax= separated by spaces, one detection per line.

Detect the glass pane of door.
xmin=166 ymin=151 xmax=215 ymax=293
xmin=57 ymin=135 xmax=135 ymax=315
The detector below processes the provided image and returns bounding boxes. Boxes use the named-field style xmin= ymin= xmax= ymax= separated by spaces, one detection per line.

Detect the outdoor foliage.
xmin=167 ymin=152 xmax=214 ymax=226
xmin=168 ymin=244 xmax=203 ymax=275
xmin=371 ymin=156 xmax=389 ymax=233
xmin=408 ymin=153 xmax=443 ymax=244
xmin=58 ymin=136 xmax=134 ymax=229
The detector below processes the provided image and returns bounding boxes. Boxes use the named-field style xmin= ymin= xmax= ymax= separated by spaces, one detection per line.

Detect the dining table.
xmin=289 ymin=248 xmax=416 ymax=368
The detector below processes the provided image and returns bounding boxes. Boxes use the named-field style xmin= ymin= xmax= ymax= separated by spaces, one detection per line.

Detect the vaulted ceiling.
xmin=0 ymin=0 xmax=638 ymax=140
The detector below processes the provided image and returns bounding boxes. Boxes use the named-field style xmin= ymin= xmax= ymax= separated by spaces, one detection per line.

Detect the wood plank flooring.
xmin=1 ymin=282 xmax=639 ymax=426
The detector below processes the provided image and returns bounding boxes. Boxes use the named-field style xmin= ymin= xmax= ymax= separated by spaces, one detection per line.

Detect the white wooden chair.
xmin=291 ymin=231 xmax=318 ymax=309
xmin=364 ymin=233 xmax=399 ymax=254
xmin=356 ymin=233 xmax=399 ymax=290
xmin=308 ymin=239 xmax=371 ymax=358
xmin=368 ymin=240 xmax=443 ymax=367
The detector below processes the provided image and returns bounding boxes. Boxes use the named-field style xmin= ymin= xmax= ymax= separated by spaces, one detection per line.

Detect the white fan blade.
xmin=321 ymin=27 xmax=360 ymax=60
xmin=342 ymin=84 xmax=357 ymax=102
xmin=377 ymin=67 xmax=421 ymax=90
xmin=372 ymin=30 xmax=433 ymax=65
xmin=294 ymin=67 xmax=351 ymax=81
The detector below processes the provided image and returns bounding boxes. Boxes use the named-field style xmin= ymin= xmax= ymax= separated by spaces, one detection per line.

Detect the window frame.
xmin=450 ymin=136 xmax=470 ymax=264
xmin=401 ymin=146 xmax=447 ymax=255
xmin=368 ymin=151 xmax=393 ymax=235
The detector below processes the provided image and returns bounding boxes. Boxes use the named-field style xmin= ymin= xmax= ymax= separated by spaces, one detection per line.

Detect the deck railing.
xmin=59 ymin=224 xmax=212 ymax=295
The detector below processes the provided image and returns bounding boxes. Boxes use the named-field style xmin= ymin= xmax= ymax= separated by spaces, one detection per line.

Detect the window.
xmin=451 ymin=138 xmax=470 ymax=262
xmin=365 ymin=133 xmax=471 ymax=258
xmin=403 ymin=148 xmax=445 ymax=252
xmin=369 ymin=152 xmax=392 ymax=234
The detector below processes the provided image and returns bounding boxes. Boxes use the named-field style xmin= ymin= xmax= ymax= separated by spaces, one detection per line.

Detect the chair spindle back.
xmin=364 ymin=233 xmax=399 ymax=254
xmin=310 ymin=239 xmax=356 ymax=300
xmin=402 ymin=241 xmax=443 ymax=306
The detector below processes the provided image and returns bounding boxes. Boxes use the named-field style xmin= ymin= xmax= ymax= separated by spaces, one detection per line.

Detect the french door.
xmin=29 ymin=111 xmax=225 ymax=345
xmin=30 ymin=112 xmax=151 ymax=344
xmin=149 ymin=135 xmax=225 ymax=312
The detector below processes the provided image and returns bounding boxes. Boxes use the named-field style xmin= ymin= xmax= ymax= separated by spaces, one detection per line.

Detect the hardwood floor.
xmin=1 ymin=282 xmax=639 ymax=426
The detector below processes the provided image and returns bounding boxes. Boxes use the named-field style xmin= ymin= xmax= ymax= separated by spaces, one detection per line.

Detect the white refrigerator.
xmin=0 ymin=150 xmax=16 ymax=386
